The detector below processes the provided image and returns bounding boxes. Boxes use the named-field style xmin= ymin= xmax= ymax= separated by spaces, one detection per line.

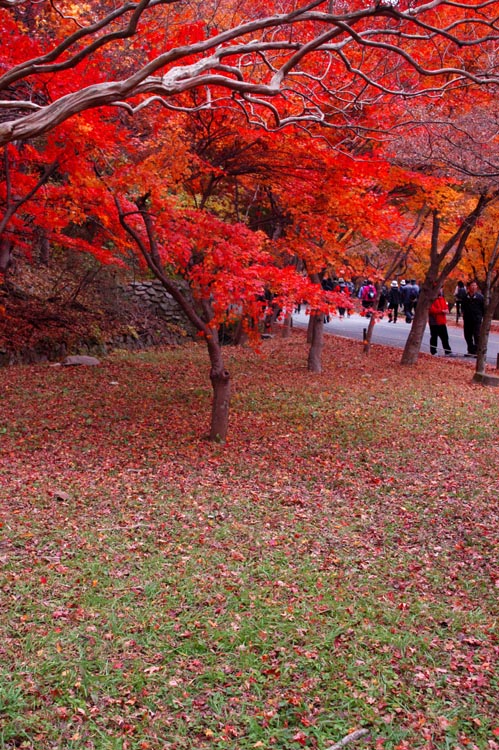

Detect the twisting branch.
xmin=2 ymin=1 xmax=499 ymax=145
xmin=113 ymin=196 xmax=209 ymax=335
xmin=0 ymin=147 xmax=59 ymax=237
xmin=0 ymin=0 xmax=180 ymax=92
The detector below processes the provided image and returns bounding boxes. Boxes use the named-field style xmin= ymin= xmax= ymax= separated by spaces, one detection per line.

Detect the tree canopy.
xmin=2 ymin=0 xmax=499 ymax=145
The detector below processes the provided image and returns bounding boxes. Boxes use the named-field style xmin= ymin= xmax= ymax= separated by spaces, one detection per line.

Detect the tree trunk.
xmin=307 ymin=272 xmax=324 ymax=371
xmin=281 ymin=311 xmax=292 ymax=338
xmin=307 ymin=313 xmax=324 ymax=372
xmin=400 ymin=195 xmax=494 ymax=365
xmin=38 ymin=229 xmax=50 ymax=266
xmin=475 ymin=287 xmax=499 ymax=374
xmin=363 ymin=313 xmax=376 ymax=354
xmin=0 ymin=237 xmax=13 ymax=280
xmin=207 ymin=332 xmax=231 ymax=442
xmin=400 ymin=286 xmax=434 ymax=364
xmin=232 ymin=317 xmax=248 ymax=346
xmin=307 ymin=314 xmax=314 ymax=344
xmin=116 ymin=195 xmax=234 ymax=442
xmin=475 ymin=237 xmax=499 ymax=374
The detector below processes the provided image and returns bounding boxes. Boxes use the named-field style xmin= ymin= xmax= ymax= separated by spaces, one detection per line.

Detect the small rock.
xmin=63 ymin=355 xmax=101 ymax=366
xmin=53 ymin=490 xmax=71 ymax=502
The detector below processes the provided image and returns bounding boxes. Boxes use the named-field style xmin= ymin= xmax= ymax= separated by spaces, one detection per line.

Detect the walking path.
xmin=291 ymin=310 xmax=499 ymax=366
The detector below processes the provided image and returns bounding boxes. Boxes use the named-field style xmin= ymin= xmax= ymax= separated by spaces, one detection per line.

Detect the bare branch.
xmin=326 ymin=728 xmax=370 ymax=750
xmin=2 ymin=1 xmax=499 ymax=145
xmin=0 ymin=0 xmax=180 ymax=92
xmin=0 ymin=149 xmax=58 ymax=236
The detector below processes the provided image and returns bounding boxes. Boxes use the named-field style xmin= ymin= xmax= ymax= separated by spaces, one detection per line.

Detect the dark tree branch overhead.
xmin=2 ymin=0 xmax=499 ymax=145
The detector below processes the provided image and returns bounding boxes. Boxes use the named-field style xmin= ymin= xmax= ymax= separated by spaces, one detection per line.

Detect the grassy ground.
xmin=0 ymin=331 xmax=498 ymax=750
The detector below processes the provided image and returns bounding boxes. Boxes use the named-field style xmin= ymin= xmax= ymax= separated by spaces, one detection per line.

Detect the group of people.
xmin=322 ymin=274 xmax=486 ymax=358
xmin=355 ymin=278 xmax=420 ymax=322
xmin=384 ymin=279 xmax=420 ymax=324
xmin=386 ymin=278 xmax=485 ymax=357
xmin=321 ymin=275 xmax=355 ymax=320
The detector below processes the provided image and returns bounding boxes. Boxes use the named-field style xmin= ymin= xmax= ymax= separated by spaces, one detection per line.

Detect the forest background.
xmin=1 ymin=1 xmax=499 ymax=749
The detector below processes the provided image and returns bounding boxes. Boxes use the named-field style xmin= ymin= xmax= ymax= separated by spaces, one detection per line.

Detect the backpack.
xmin=362 ymin=285 xmax=375 ymax=300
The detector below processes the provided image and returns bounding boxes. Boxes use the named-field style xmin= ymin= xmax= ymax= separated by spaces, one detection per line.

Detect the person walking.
xmin=461 ymin=280 xmax=485 ymax=356
xmin=377 ymin=283 xmax=388 ymax=314
xmin=360 ymin=279 xmax=376 ymax=316
xmin=337 ymin=277 xmax=348 ymax=318
xmin=454 ymin=280 xmax=466 ymax=323
xmin=387 ymin=280 xmax=400 ymax=323
xmin=428 ymin=289 xmax=453 ymax=356
xmin=399 ymin=280 xmax=407 ymax=313
xmin=321 ymin=273 xmax=334 ymax=322
xmin=357 ymin=279 xmax=368 ymax=300
xmin=406 ymin=279 xmax=419 ymax=322
xmin=400 ymin=279 xmax=414 ymax=322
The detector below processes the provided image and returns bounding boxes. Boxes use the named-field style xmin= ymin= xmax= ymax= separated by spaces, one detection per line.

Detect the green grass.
xmin=1 ymin=334 xmax=498 ymax=749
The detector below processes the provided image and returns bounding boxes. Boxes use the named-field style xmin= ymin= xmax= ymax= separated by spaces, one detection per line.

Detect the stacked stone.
xmin=126 ymin=281 xmax=196 ymax=337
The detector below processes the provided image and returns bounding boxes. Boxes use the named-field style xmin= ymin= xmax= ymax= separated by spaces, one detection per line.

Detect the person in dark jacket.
xmin=461 ymin=280 xmax=485 ymax=356
xmin=377 ymin=284 xmax=388 ymax=313
xmin=337 ymin=277 xmax=348 ymax=318
xmin=454 ymin=280 xmax=466 ymax=323
xmin=404 ymin=279 xmax=419 ymax=322
xmin=400 ymin=280 xmax=415 ymax=322
xmin=399 ymin=279 xmax=406 ymax=312
xmin=387 ymin=280 xmax=400 ymax=323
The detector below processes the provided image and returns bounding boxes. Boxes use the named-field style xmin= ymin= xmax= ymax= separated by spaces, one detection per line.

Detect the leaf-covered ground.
xmin=1 ymin=332 xmax=498 ymax=750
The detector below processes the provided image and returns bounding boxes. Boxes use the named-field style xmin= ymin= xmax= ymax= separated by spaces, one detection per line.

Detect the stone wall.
xmin=125 ymin=280 xmax=197 ymax=338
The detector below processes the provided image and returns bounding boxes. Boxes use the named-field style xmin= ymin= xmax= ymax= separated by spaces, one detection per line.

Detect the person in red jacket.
xmin=429 ymin=289 xmax=453 ymax=356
